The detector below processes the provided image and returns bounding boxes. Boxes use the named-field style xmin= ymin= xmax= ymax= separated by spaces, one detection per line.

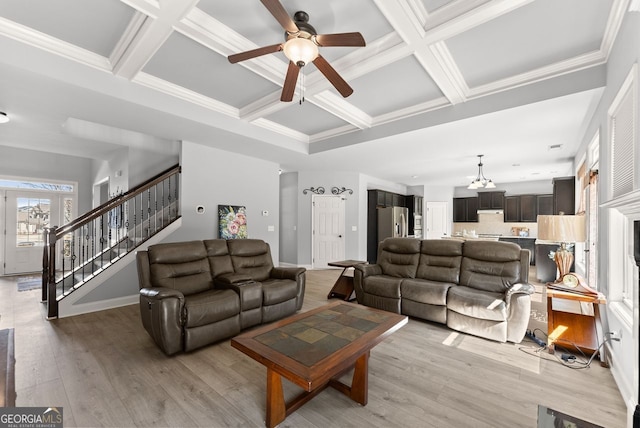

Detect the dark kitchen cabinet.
xmin=553 ymin=176 xmax=575 ymax=215
xmin=499 ymin=237 xmax=536 ymax=265
xmin=393 ymin=193 xmax=406 ymax=207
xmin=453 ymin=197 xmax=478 ymax=222
xmin=519 ymin=195 xmax=537 ymax=222
xmin=504 ymin=196 xmax=520 ymax=222
xmin=478 ymin=191 xmax=505 ymax=210
xmin=537 ymin=194 xmax=553 ymax=216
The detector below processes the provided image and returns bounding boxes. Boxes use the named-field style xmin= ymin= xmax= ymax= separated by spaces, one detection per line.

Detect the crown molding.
xmin=309 ymin=123 xmax=361 ymax=143
xmin=119 ymin=0 xmax=160 ymax=19
xmin=601 ymin=0 xmax=630 ymax=60
xmin=311 ymin=92 xmax=372 ymax=130
xmin=417 ymin=42 xmax=468 ymax=104
xmin=112 ymin=0 xmax=200 ymax=80
xmin=0 ymin=17 xmax=111 ymax=72
xmin=373 ymin=96 xmax=451 ymax=127
xmin=250 ymin=118 xmax=309 ymax=144
xmin=468 ymin=50 xmax=606 ymax=99
xmin=134 ymin=72 xmax=238 ymax=118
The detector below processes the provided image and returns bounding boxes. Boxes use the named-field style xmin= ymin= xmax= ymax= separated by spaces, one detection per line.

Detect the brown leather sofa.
xmin=354 ymin=238 xmax=534 ymax=343
xmin=136 ymin=239 xmax=305 ymax=355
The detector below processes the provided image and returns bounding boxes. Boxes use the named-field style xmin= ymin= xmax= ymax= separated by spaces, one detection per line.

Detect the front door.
xmin=312 ymin=195 xmax=345 ymax=269
xmin=4 ymin=190 xmax=61 ymax=274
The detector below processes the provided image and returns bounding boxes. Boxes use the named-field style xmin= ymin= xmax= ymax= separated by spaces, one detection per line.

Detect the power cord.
xmin=519 ymin=328 xmax=617 ymax=370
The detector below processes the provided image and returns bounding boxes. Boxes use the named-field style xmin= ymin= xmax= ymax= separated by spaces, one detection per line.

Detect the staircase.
xmin=42 ymin=165 xmax=181 ymax=319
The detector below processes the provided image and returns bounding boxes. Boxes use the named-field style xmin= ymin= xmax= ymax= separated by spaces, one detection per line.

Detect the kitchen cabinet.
xmin=453 ymin=197 xmax=478 ymax=222
xmin=499 ymin=237 xmax=536 ymax=265
xmin=537 ymin=194 xmax=553 ymax=216
xmin=553 ymin=176 xmax=575 ymax=215
xmin=478 ymin=191 xmax=505 ymax=210
xmin=504 ymin=196 xmax=520 ymax=222
xmin=393 ymin=193 xmax=406 ymax=207
xmin=519 ymin=195 xmax=537 ymax=222
xmin=505 ymin=194 xmax=550 ymax=222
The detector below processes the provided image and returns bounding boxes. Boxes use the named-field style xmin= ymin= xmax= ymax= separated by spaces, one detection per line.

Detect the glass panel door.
xmin=5 ymin=191 xmax=61 ymax=274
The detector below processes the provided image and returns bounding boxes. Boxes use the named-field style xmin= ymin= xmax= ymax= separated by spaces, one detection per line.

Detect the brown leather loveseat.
xmin=136 ymin=239 xmax=305 ymax=355
xmin=354 ymin=238 xmax=534 ymax=343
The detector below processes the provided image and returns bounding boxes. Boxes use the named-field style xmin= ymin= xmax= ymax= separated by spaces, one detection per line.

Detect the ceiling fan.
xmin=228 ymin=0 xmax=366 ymax=102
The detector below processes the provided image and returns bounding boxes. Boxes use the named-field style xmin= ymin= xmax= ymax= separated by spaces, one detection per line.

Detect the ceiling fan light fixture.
xmin=283 ymin=37 xmax=318 ymax=66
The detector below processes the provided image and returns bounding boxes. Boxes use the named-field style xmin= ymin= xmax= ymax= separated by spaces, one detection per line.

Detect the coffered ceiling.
xmin=0 ymin=0 xmax=628 ymax=187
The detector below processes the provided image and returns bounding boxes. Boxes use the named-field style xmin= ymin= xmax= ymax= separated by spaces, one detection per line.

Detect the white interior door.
xmin=312 ymin=195 xmax=345 ymax=269
xmin=4 ymin=190 xmax=61 ymax=274
xmin=426 ymin=201 xmax=448 ymax=239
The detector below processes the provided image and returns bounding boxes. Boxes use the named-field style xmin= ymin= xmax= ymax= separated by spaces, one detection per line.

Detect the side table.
xmin=546 ymin=286 xmax=608 ymax=367
xmin=327 ymin=260 xmax=367 ymax=301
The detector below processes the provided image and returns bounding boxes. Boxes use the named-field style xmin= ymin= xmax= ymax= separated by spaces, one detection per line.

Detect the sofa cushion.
xmin=362 ymin=276 xmax=402 ymax=298
xmin=262 ymin=279 xmax=298 ymax=305
xmin=459 ymin=241 xmax=522 ymax=293
xmin=203 ymin=239 xmax=234 ymax=277
xmin=227 ymin=239 xmax=273 ymax=282
xmin=377 ymin=238 xmax=420 ymax=278
xmin=148 ymin=241 xmax=212 ymax=296
xmin=401 ymin=278 xmax=453 ymax=306
xmin=183 ymin=289 xmax=240 ymax=328
xmin=447 ymin=286 xmax=507 ymax=322
xmin=416 ymin=240 xmax=462 ymax=283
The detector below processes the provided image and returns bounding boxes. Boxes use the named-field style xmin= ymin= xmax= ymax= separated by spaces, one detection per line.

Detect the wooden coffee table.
xmin=231 ymin=301 xmax=407 ymax=428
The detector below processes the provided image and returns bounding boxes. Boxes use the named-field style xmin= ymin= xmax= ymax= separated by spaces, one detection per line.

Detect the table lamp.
xmin=537 ymin=214 xmax=586 ymax=282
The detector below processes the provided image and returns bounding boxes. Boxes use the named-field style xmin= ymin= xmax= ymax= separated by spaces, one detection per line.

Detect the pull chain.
xmin=299 ymin=66 xmax=305 ymax=105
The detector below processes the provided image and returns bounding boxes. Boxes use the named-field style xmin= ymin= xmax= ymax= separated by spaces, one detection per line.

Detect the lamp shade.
xmin=537 ymin=215 xmax=586 ymax=243
xmin=283 ymin=38 xmax=318 ymax=65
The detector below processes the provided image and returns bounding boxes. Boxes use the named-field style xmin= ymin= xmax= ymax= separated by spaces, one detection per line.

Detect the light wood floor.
xmin=0 ymin=269 xmax=627 ymax=427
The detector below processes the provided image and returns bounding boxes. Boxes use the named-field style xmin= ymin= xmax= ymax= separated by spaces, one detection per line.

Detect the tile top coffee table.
xmin=231 ymin=301 xmax=407 ymax=428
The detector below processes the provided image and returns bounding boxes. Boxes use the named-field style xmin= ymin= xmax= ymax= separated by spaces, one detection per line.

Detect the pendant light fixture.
xmin=467 ymin=154 xmax=496 ymax=189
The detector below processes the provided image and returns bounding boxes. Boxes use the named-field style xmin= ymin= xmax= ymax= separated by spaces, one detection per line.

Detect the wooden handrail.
xmin=56 ymin=164 xmax=180 ymax=237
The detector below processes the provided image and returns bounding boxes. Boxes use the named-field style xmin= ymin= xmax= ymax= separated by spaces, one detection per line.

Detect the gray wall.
xmin=173 ymin=141 xmax=281 ymax=259
xmin=279 ymin=172 xmax=298 ymax=264
xmin=0 ymin=145 xmax=93 ymax=214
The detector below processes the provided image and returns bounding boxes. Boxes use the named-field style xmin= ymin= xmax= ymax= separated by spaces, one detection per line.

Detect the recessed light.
xmin=512 ymin=163 xmax=520 ymax=167
xmin=0 ymin=112 xmax=9 ymax=124
xmin=548 ymin=144 xmax=562 ymax=150
xmin=412 ymin=175 xmax=419 ymax=179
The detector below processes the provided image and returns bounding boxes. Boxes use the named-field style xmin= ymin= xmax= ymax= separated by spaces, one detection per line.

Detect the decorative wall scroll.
xmin=302 ymin=187 xmax=325 ymax=195
xmin=331 ymin=187 xmax=353 ymax=195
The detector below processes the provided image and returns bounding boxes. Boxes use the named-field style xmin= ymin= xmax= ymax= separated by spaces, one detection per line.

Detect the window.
xmin=604 ymin=64 xmax=638 ymax=325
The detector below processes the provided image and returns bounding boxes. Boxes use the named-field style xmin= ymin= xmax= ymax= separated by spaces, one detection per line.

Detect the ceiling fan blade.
xmin=228 ymin=43 xmax=283 ymax=64
xmin=260 ymin=0 xmax=299 ymax=34
xmin=315 ymin=32 xmax=366 ymax=47
xmin=281 ymin=61 xmax=300 ymax=102
xmin=313 ymin=55 xmax=353 ymax=98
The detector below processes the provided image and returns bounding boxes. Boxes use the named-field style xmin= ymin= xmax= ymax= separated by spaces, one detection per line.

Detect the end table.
xmin=327 ymin=260 xmax=367 ymax=301
xmin=546 ymin=286 xmax=608 ymax=367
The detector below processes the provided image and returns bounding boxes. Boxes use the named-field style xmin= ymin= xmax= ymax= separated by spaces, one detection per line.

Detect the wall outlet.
xmin=352 ymin=226 xmax=357 ymax=231
xmin=267 ymin=225 xmax=275 ymax=232
xmin=609 ymin=330 xmax=622 ymax=341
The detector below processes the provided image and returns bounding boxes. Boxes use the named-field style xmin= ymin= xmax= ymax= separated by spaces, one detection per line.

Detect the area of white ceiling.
xmin=0 ymin=0 xmax=628 ymax=187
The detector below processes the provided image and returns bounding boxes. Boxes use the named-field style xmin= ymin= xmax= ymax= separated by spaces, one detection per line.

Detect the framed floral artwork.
xmin=218 ymin=205 xmax=247 ymax=239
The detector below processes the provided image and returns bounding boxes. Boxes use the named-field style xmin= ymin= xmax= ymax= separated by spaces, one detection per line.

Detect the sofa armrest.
xmin=140 ymin=286 xmax=185 ymax=301
xmin=505 ymin=282 xmax=536 ymax=298
xmin=271 ymin=266 xmax=306 ymax=280
xmin=215 ymin=273 xmax=254 ymax=285
xmin=354 ymin=263 xmax=382 ymax=277
xmin=505 ymin=282 xmax=535 ymax=343
xmin=138 ymin=287 xmax=185 ymax=356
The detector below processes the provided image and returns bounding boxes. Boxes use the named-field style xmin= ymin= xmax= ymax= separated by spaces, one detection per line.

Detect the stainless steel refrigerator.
xmin=378 ymin=206 xmax=408 ymax=241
